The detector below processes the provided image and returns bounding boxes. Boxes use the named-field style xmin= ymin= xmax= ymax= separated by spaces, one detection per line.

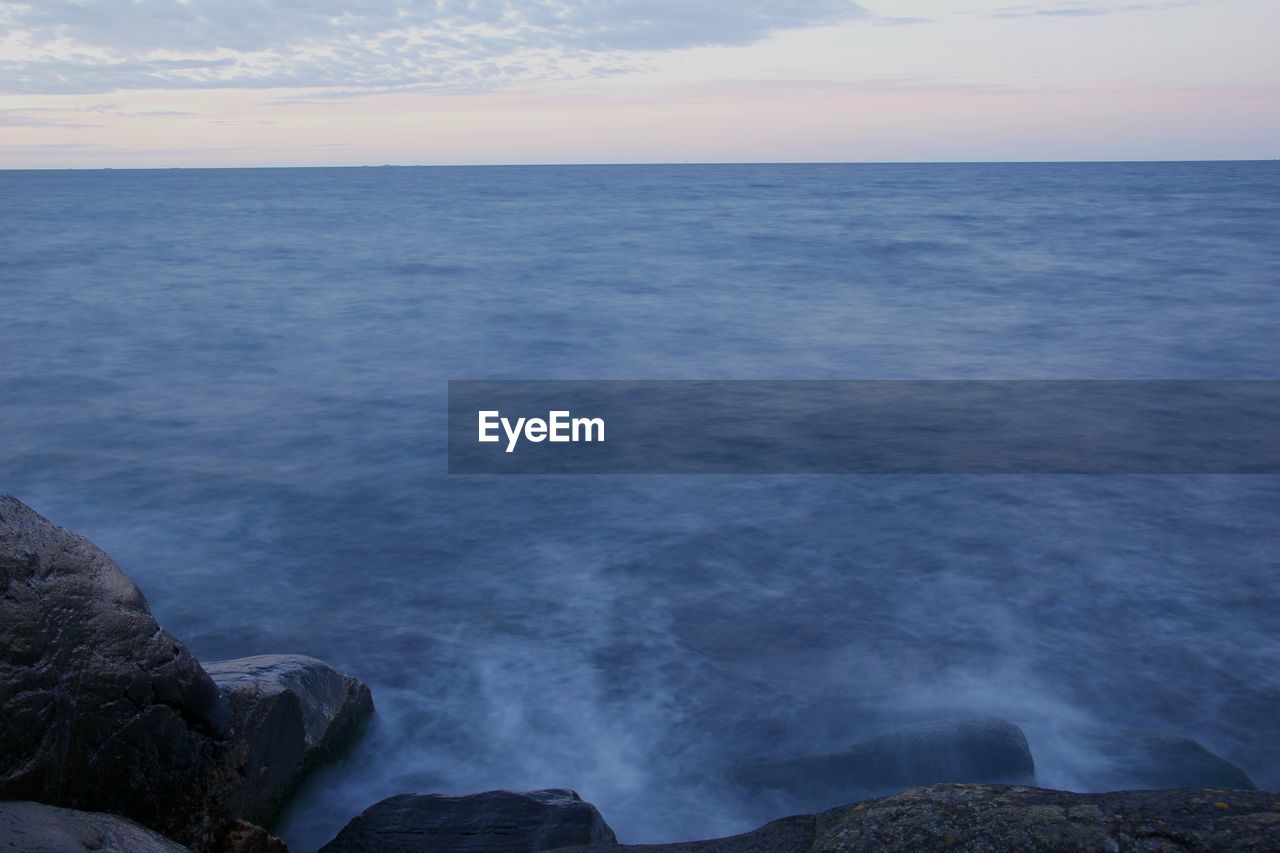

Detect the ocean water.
xmin=1 ymin=163 xmax=1277 ymax=850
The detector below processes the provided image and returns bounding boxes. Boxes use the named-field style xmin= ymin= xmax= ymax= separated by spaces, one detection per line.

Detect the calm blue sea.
xmin=2 ymin=163 xmax=1278 ymax=851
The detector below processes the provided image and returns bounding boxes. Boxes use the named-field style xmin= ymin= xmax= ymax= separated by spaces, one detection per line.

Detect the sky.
xmin=0 ymin=0 xmax=1276 ymax=167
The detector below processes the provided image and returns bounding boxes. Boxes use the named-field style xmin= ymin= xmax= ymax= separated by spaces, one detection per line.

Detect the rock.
xmin=0 ymin=800 xmax=191 ymax=852
xmin=217 ymin=819 xmax=290 ymax=853
xmin=0 ymin=493 xmax=232 ymax=845
xmin=0 ymin=802 xmax=287 ymax=853
xmin=733 ymin=716 xmax=1036 ymax=811
xmin=1082 ymin=729 xmax=1256 ymax=790
xmin=556 ymin=784 xmax=1280 ymax=852
xmin=319 ymin=789 xmax=617 ymax=852
xmin=0 ymin=493 xmax=374 ymax=850
xmin=203 ymin=654 xmax=374 ymax=824
xmin=809 ymin=784 xmax=1280 ymax=852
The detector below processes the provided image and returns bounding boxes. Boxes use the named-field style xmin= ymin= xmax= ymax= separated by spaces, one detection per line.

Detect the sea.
xmin=1 ymin=162 xmax=1277 ymax=851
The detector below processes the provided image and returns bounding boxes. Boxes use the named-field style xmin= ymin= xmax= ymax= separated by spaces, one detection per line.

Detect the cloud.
xmin=0 ymin=1 xmax=869 ymax=94
xmin=0 ymin=110 xmax=101 ymax=128
xmin=0 ymin=141 xmax=99 ymax=149
xmin=874 ymin=16 xmax=930 ymax=26
xmin=672 ymin=76 xmax=1012 ymax=100
xmin=987 ymin=0 xmax=1205 ymax=18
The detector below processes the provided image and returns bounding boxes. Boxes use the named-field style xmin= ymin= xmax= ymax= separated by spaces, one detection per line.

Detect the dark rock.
xmin=319 ymin=789 xmax=617 ymax=852
xmin=809 ymin=784 xmax=1280 ymax=852
xmin=0 ymin=493 xmax=233 ymax=845
xmin=0 ymin=802 xmax=287 ymax=853
xmin=733 ymin=716 xmax=1035 ymax=811
xmin=1082 ymin=729 xmax=1256 ymax=790
xmin=216 ymin=819 xmax=290 ymax=853
xmin=0 ymin=493 xmax=374 ymax=850
xmin=204 ymin=654 xmax=374 ymax=824
xmin=0 ymin=800 xmax=190 ymax=852
xmin=557 ymin=784 xmax=1280 ymax=852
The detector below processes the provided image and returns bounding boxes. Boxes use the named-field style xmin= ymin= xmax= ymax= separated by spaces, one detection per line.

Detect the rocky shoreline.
xmin=3 ymin=492 xmax=1277 ymax=852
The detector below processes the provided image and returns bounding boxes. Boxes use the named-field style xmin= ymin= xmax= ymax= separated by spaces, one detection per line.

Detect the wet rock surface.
xmin=205 ymin=654 xmax=374 ymax=824
xmin=319 ymin=789 xmax=617 ymax=852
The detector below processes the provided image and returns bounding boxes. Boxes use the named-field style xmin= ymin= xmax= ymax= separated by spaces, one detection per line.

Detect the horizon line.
xmin=2 ymin=157 xmax=1277 ymax=173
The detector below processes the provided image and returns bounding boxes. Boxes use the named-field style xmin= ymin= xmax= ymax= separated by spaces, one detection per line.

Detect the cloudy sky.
xmin=1 ymin=0 xmax=1276 ymax=167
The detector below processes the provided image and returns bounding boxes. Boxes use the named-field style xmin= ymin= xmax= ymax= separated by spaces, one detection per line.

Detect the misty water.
xmin=2 ymin=163 xmax=1277 ymax=851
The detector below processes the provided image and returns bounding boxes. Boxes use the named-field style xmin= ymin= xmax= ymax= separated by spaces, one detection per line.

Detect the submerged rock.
xmin=557 ymin=784 xmax=1280 ymax=852
xmin=0 ymin=801 xmax=190 ymax=853
xmin=319 ymin=789 xmax=617 ymax=853
xmin=0 ymin=493 xmax=373 ymax=850
xmin=1083 ymin=729 xmax=1256 ymax=790
xmin=733 ymin=716 xmax=1035 ymax=811
xmin=204 ymin=654 xmax=375 ymax=824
